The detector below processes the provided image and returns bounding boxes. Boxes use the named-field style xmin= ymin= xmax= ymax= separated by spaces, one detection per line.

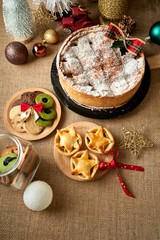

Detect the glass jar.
xmin=0 ymin=132 xmax=40 ymax=190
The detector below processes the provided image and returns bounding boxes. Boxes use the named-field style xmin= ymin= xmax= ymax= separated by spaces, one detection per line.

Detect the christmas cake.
xmin=56 ymin=25 xmax=145 ymax=109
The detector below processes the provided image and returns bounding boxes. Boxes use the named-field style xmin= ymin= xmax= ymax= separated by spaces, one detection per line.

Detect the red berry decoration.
xmin=32 ymin=43 xmax=47 ymax=57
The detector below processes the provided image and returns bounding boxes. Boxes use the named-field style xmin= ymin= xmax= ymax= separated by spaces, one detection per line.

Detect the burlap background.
xmin=0 ymin=0 xmax=160 ymax=239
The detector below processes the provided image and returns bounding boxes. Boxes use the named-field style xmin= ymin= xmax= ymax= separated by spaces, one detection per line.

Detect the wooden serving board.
xmin=4 ymin=88 xmax=61 ymax=141
xmin=147 ymin=54 xmax=160 ymax=70
xmin=54 ymin=122 xmax=113 ymax=181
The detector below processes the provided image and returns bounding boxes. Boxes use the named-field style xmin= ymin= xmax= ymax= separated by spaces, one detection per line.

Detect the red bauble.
xmin=32 ymin=43 xmax=47 ymax=57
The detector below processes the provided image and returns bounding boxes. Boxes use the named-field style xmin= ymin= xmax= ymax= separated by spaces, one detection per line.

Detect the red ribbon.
xmin=104 ymin=23 xmax=145 ymax=56
xmin=99 ymin=148 xmax=144 ymax=198
xmin=21 ymin=102 xmax=43 ymax=112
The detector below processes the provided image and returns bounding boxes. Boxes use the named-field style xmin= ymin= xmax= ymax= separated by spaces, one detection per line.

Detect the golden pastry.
xmin=70 ymin=150 xmax=99 ymax=180
xmin=85 ymin=126 xmax=114 ymax=154
xmin=55 ymin=126 xmax=82 ymax=156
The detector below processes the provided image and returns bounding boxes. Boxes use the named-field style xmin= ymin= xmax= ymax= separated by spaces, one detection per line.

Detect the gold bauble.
xmin=43 ymin=29 xmax=59 ymax=44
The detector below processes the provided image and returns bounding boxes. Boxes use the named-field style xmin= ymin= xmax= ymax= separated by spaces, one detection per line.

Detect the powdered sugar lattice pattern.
xmin=59 ymin=26 xmax=145 ymax=97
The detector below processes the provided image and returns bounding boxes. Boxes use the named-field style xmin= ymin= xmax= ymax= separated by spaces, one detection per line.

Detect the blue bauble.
xmin=149 ymin=21 xmax=160 ymax=44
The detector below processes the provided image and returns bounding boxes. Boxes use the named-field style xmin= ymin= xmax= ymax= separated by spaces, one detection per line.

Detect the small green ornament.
xmin=149 ymin=21 xmax=160 ymax=44
xmin=111 ymin=40 xmax=128 ymax=56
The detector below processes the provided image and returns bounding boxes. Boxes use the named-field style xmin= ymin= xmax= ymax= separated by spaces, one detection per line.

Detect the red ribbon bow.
xmin=21 ymin=102 xmax=43 ymax=112
xmin=104 ymin=23 xmax=145 ymax=55
xmin=99 ymin=147 xmax=144 ymax=198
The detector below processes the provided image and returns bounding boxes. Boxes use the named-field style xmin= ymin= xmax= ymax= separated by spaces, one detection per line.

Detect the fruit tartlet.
xmin=70 ymin=150 xmax=99 ymax=180
xmin=85 ymin=126 xmax=114 ymax=154
xmin=54 ymin=126 xmax=82 ymax=156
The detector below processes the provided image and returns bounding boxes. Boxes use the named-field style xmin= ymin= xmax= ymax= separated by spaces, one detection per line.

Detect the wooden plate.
xmin=4 ymin=88 xmax=61 ymax=141
xmin=54 ymin=122 xmax=113 ymax=181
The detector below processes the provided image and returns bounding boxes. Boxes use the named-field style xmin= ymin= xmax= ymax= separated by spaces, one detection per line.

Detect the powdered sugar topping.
xmin=58 ymin=26 xmax=145 ymax=97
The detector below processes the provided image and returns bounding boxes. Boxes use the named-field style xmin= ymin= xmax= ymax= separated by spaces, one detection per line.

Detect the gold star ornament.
xmin=118 ymin=126 xmax=153 ymax=158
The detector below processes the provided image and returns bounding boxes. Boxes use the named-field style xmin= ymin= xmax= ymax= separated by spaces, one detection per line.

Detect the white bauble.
xmin=23 ymin=181 xmax=53 ymax=211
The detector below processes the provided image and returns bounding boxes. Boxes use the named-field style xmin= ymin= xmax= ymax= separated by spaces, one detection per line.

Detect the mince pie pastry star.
xmin=85 ymin=126 xmax=114 ymax=154
xmin=55 ymin=126 xmax=82 ymax=156
xmin=71 ymin=150 xmax=99 ymax=180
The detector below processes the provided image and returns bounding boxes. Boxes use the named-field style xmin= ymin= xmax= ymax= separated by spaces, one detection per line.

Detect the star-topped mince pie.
xmin=85 ymin=126 xmax=114 ymax=154
xmin=70 ymin=150 xmax=99 ymax=180
xmin=55 ymin=126 xmax=82 ymax=156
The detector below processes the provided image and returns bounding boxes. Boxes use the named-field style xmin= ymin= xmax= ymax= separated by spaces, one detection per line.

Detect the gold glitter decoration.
xmin=118 ymin=126 xmax=153 ymax=158
xmin=98 ymin=0 xmax=128 ymax=21
xmin=32 ymin=3 xmax=57 ymax=28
